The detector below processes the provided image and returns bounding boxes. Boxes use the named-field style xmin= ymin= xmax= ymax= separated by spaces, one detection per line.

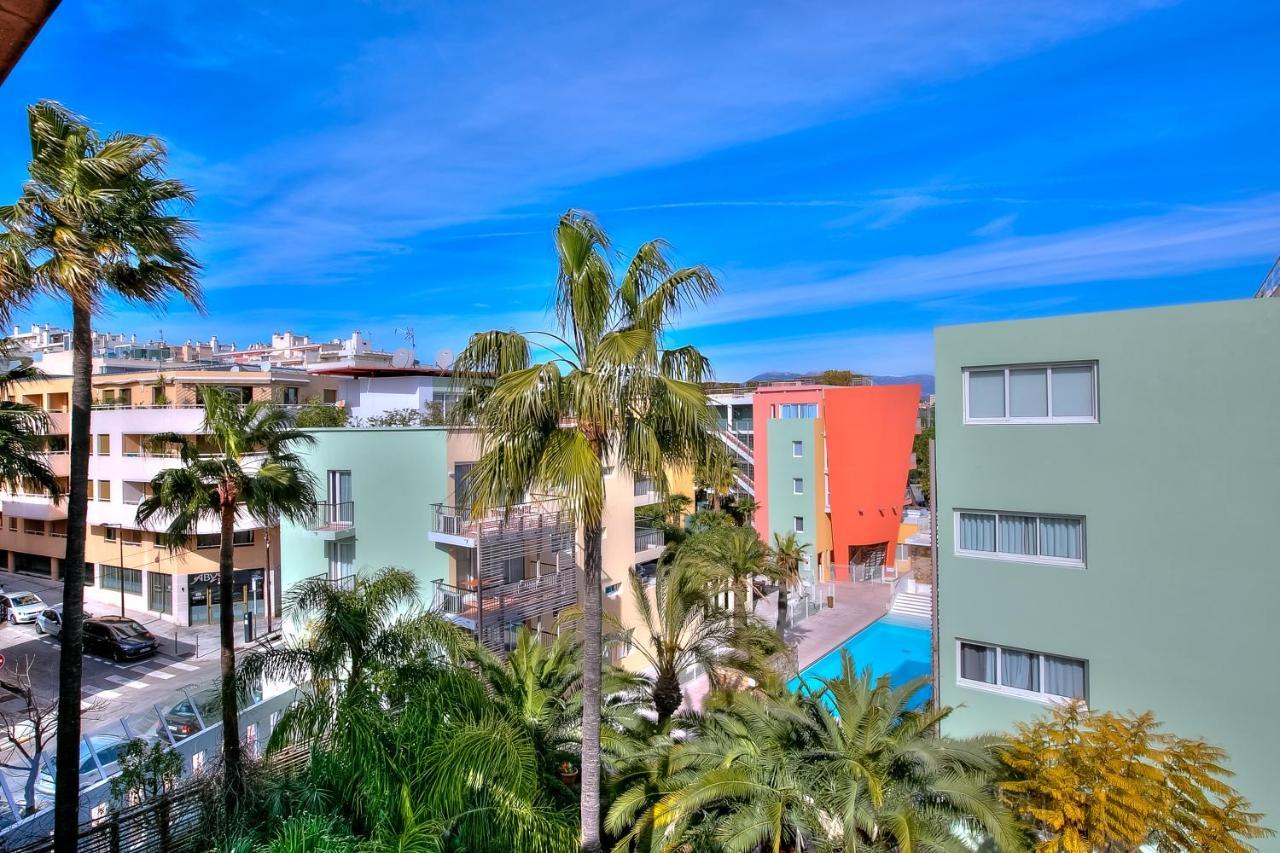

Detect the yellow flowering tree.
xmin=1000 ymin=702 xmax=1273 ymax=852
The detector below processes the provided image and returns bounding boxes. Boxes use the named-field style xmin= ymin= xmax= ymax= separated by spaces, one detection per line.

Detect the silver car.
xmin=35 ymin=605 xmax=66 ymax=637
xmin=2 ymin=591 xmax=47 ymax=624
xmin=35 ymin=733 xmax=128 ymax=797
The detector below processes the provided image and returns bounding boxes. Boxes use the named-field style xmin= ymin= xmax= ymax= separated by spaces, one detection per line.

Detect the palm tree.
xmin=626 ymin=558 xmax=778 ymax=725
xmin=731 ymin=494 xmax=757 ymax=528
xmin=137 ymin=386 xmax=315 ymax=814
xmin=450 ymin=209 xmax=719 ymax=852
xmin=768 ymin=532 xmax=808 ymax=641
xmin=0 ymin=101 xmax=200 ymax=850
xmin=694 ymin=443 xmax=736 ymax=512
xmin=238 ymin=566 xmax=466 ymax=753
xmin=682 ymin=527 xmax=768 ymax=620
xmin=0 ymin=358 xmax=61 ymax=499
xmin=805 ymin=655 xmax=1022 ymax=851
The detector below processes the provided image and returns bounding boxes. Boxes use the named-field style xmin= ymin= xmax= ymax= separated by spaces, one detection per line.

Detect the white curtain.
xmin=1051 ymin=365 xmax=1095 ymax=418
xmin=959 ymin=513 xmax=996 ymax=552
xmin=999 ymin=649 xmax=1039 ymax=691
xmin=1009 ymin=368 xmax=1048 ymax=418
xmin=1040 ymin=516 xmax=1083 ymax=560
xmin=999 ymin=514 xmax=1038 ymax=555
xmin=1044 ymin=655 xmax=1086 ymax=699
xmin=967 ymin=370 xmax=1005 ymax=418
xmin=960 ymin=643 xmax=996 ymax=683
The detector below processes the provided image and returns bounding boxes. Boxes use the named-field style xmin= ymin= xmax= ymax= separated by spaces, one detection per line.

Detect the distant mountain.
xmin=744 ymin=371 xmax=934 ymax=397
xmin=871 ymin=374 xmax=935 ymax=397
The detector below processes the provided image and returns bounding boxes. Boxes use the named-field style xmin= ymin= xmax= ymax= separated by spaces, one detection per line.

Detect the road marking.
xmin=104 ymin=675 xmax=148 ymax=691
xmin=135 ymin=668 xmax=175 ymax=680
xmin=82 ymin=688 xmax=121 ymax=701
xmin=167 ymin=662 xmax=199 ymax=672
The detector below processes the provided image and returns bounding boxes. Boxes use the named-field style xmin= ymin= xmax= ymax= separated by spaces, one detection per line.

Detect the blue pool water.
xmin=788 ymin=615 xmax=932 ymax=708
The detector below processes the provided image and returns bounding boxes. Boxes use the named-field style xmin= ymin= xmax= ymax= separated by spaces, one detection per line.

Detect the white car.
xmin=2 ymin=592 xmax=47 ymax=625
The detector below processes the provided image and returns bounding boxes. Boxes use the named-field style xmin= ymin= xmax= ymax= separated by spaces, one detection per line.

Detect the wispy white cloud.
xmin=971 ymin=213 xmax=1018 ymax=237
xmin=127 ymin=0 xmax=1164 ymax=289
xmin=685 ymin=194 xmax=1280 ymax=328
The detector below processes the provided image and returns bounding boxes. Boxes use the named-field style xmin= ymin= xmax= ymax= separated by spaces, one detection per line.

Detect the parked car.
xmin=35 ymin=733 xmax=128 ymax=797
xmin=83 ymin=616 xmax=157 ymax=661
xmin=155 ymin=682 xmax=264 ymax=742
xmin=35 ymin=604 xmax=90 ymax=638
xmin=1 ymin=591 xmax=47 ymax=624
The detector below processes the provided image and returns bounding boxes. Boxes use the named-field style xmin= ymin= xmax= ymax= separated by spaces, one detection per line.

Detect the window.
xmin=103 ymin=526 xmax=117 ymax=543
xmin=779 ymin=403 xmax=818 ymax=419
xmin=148 ymin=572 xmax=172 ymax=614
xmin=604 ymin=582 xmax=622 ymax=599
xmin=197 ymin=531 xmax=255 ymax=549
xmin=956 ymin=511 xmax=1084 ymax=567
xmin=96 ymin=480 xmax=111 ymax=502
xmin=6 ymin=518 xmax=14 ymax=532
xmin=329 ymin=540 xmax=355 ymax=582
xmin=963 ymin=363 xmax=1097 ymax=423
xmin=85 ymin=563 xmax=96 ymax=586
xmin=792 ymin=477 xmax=804 ymax=495
xmin=633 ymin=479 xmax=653 ymax=497
xmin=602 ymin=464 xmax=615 ymax=478
xmin=281 ymin=386 xmax=299 ymax=405
xmin=101 ymin=565 xmax=143 ymax=596
xmin=95 ymin=434 xmax=110 ymax=455
xmin=957 ymin=640 xmax=1087 ymax=703
xmin=793 ymin=516 xmax=804 ymax=533
xmin=791 ymin=440 xmax=803 ymax=457
xmin=322 ymin=389 xmax=338 ymax=404
xmin=122 ymin=528 xmax=143 ymax=546
xmin=23 ymin=519 xmax=43 ymax=536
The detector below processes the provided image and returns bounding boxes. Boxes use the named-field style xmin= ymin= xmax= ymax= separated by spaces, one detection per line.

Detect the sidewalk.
xmin=0 ymin=572 xmax=281 ymax=660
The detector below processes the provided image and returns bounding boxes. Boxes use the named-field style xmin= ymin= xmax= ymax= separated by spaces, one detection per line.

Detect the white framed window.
xmin=793 ymin=516 xmax=804 ymax=533
xmin=957 ymin=640 xmax=1087 ymax=704
xmin=963 ymin=363 xmax=1097 ymax=424
xmin=780 ymin=403 xmax=818 ymax=419
xmin=792 ymin=477 xmax=804 ymax=495
xmin=955 ymin=510 xmax=1085 ymax=568
xmin=604 ymin=582 xmax=622 ymax=599
xmin=791 ymin=440 xmax=803 ymax=457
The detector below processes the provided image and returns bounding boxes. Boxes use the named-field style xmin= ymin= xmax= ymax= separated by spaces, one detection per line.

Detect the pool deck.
xmin=680 ymin=578 xmax=893 ymax=710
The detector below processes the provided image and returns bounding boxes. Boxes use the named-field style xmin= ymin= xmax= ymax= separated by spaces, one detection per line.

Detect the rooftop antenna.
xmin=395 ymin=326 xmax=416 ymax=349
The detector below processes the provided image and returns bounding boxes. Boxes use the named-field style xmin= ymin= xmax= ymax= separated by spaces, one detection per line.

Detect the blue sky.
xmin=1 ymin=1 xmax=1276 ymax=379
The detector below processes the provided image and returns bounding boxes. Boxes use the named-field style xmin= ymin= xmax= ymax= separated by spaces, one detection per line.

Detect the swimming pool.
xmin=788 ymin=615 xmax=932 ymax=707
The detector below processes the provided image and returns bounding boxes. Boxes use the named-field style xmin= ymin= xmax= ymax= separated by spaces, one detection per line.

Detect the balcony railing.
xmin=633 ymin=479 xmax=654 ymax=497
xmin=432 ymin=567 xmax=578 ymax=628
xmin=430 ymin=498 xmax=567 ymax=542
xmin=634 ymin=526 xmax=664 ymax=552
xmin=309 ymin=500 xmax=355 ymax=531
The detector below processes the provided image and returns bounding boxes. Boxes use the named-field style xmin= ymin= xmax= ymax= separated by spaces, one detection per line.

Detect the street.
xmin=0 ymin=575 xmax=248 ymax=817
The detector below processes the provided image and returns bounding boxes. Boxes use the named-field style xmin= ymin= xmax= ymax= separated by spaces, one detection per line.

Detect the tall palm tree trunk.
xmin=217 ymin=502 xmax=243 ymax=813
xmin=53 ymin=301 xmax=93 ymax=852
xmin=775 ymin=578 xmax=789 ymax=642
xmin=580 ymin=516 xmax=603 ymax=853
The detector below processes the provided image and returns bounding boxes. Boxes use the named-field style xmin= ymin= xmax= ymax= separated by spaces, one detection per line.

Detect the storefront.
xmin=187 ymin=567 xmax=267 ymax=625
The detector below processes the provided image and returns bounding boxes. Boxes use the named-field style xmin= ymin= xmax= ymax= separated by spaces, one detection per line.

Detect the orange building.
xmin=750 ymin=383 xmax=921 ymax=582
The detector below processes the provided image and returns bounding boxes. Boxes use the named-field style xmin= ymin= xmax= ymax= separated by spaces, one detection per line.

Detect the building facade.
xmin=934 ymin=298 xmax=1280 ymax=828
xmin=278 ymin=427 xmax=680 ymax=666
xmin=747 ymin=384 xmax=921 ymax=582
xmin=0 ymin=365 xmax=339 ymax=625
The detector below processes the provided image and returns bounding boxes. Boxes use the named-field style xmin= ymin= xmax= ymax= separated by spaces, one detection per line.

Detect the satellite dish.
xmin=435 ymin=348 xmax=454 ymax=369
xmin=391 ymin=348 xmax=414 ymax=369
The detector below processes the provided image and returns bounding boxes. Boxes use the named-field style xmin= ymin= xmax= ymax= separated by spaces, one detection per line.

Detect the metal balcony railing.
xmin=431 ymin=498 xmax=566 ymax=541
xmin=432 ymin=567 xmax=578 ymax=628
xmin=634 ymin=526 xmax=664 ymax=552
xmin=308 ymin=500 xmax=354 ymax=531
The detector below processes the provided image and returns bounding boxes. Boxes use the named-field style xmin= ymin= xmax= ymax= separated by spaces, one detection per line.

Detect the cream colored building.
xmin=0 ymin=366 xmax=339 ymax=625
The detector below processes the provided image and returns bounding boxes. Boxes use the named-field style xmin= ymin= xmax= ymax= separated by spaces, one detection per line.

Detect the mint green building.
xmin=278 ymin=427 xmax=452 ymax=599
xmin=934 ymin=298 xmax=1280 ymax=835
xmin=764 ymin=417 xmax=821 ymax=559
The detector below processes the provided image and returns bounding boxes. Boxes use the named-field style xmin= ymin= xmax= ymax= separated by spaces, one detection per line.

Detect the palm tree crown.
xmin=0 ymin=358 xmax=60 ymax=499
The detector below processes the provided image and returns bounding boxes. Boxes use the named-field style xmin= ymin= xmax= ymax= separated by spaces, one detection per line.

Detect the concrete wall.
xmin=934 ymin=298 xmax=1280 ymax=830
xmin=278 ymin=428 xmax=451 ymax=601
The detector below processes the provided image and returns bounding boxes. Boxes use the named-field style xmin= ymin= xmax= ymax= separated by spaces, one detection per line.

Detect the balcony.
xmin=306 ymin=501 xmax=356 ymax=540
xmin=634 ymin=526 xmax=665 ymax=561
xmin=432 ymin=568 xmax=578 ymax=638
xmin=428 ymin=498 xmax=570 ymax=549
xmin=41 ymin=450 xmax=70 ymax=478
xmin=0 ymin=493 xmax=67 ymax=521
xmin=633 ymin=479 xmax=657 ymax=507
